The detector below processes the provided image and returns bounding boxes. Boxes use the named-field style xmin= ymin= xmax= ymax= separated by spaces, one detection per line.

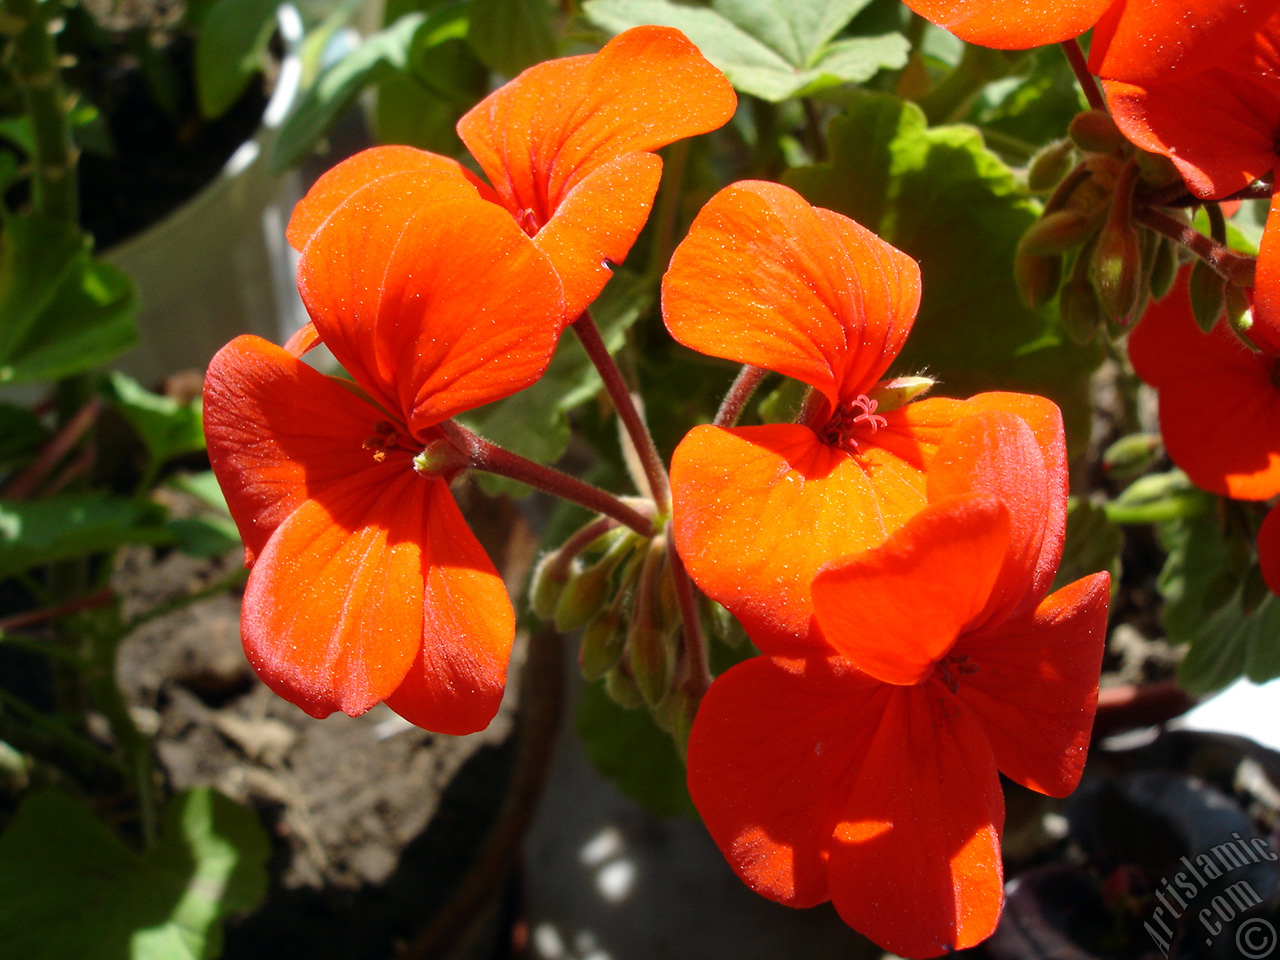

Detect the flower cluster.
xmin=203 ymin=22 xmax=1113 ymax=960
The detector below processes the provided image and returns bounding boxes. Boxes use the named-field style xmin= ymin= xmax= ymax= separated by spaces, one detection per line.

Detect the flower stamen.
xmin=819 ymin=394 xmax=889 ymax=451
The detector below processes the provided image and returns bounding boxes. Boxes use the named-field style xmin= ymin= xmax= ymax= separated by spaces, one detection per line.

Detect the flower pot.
xmin=106 ymin=5 xmax=308 ymax=385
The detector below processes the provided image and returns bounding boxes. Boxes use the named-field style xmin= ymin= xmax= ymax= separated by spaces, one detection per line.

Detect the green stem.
xmin=119 ymin=566 xmax=248 ymax=637
xmin=802 ymin=98 xmax=827 ymax=161
xmin=572 ymin=310 xmax=671 ymax=512
xmin=919 ymin=44 xmax=1013 ymax=125
xmin=2 ymin=0 xmax=78 ymax=225
xmin=1060 ymin=38 xmax=1106 ymax=112
xmin=0 ymin=687 xmax=125 ymax=774
xmin=439 ymin=420 xmax=656 ymax=538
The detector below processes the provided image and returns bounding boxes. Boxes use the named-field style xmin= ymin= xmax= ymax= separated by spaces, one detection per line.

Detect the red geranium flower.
xmin=286 ymin=25 xmax=735 ymax=328
xmin=665 ymin=180 xmax=1066 ymax=651
xmin=1128 ymin=268 xmax=1280 ymax=501
xmin=203 ymin=177 xmax=564 ymax=734
xmin=899 ymin=0 xmax=1268 ymax=73
xmin=1102 ymin=8 xmax=1280 ymax=336
xmin=686 ymin=410 xmax=1110 ymax=958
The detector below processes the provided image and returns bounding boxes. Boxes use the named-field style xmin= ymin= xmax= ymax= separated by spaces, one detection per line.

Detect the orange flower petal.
xmin=1259 ymin=503 xmax=1280 ymax=597
xmin=955 ymin=572 xmax=1110 ymax=797
xmin=240 ymin=467 xmax=430 ymax=719
xmin=670 ymin=422 xmax=930 ymax=652
xmin=686 ymin=655 xmax=887 ymax=909
xmin=663 ymin=180 xmax=920 ymax=412
xmin=828 ymin=686 xmax=1004 ymax=959
xmin=900 ymin=0 xmax=1111 ymax=49
xmin=927 ymin=409 xmax=1058 ymax=622
xmin=203 ymin=335 xmax=397 ymax=565
xmin=1102 ymin=71 xmax=1280 ymax=199
xmin=1129 ymin=271 xmax=1280 ymax=500
xmin=531 ymin=152 xmax=663 ymax=321
xmin=284 ymin=145 xmax=488 ymax=251
xmin=383 ymin=480 xmax=515 ymax=735
xmin=811 ymin=494 xmax=1011 ymax=686
xmin=1090 ymin=0 xmax=1280 ymax=82
xmin=458 ymin=25 xmax=734 ymax=225
xmin=1253 ymin=187 xmax=1280 ymax=347
xmin=297 ymin=183 xmax=564 ymax=433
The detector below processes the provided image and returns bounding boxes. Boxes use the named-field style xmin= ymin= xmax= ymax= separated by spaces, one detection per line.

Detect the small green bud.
xmin=652 ymin=688 xmax=698 ymax=757
xmin=554 ymin=560 xmax=612 ymax=632
xmin=626 ymin=546 xmax=674 ymax=706
xmin=529 ymin=553 xmax=568 ymax=621
xmin=1091 ymin=221 xmax=1144 ymax=324
xmin=1134 ymin=150 xmax=1182 ymax=188
xmin=1189 ymin=259 xmax=1226 ymax=334
xmin=1019 ymin=209 xmax=1098 ymax=256
xmin=579 ymin=611 xmax=627 ymax=681
xmin=1148 ymin=235 xmax=1179 ymax=302
xmin=1015 ymin=250 xmax=1062 ymax=309
xmin=867 ymin=376 xmax=934 ymax=414
xmin=1059 ymin=273 xmax=1105 ymax=346
xmin=1102 ymin=433 xmax=1161 ymax=478
xmin=1226 ymin=284 xmax=1256 ymax=348
xmin=1026 ymin=139 xmax=1076 ymax=193
xmin=1068 ymin=109 xmax=1127 ymax=155
xmin=604 ymin=664 xmax=644 ymax=710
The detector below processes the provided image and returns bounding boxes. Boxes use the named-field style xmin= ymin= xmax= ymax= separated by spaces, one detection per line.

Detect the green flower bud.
xmin=580 ymin=610 xmax=627 ymax=681
xmin=1015 ymin=250 xmax=1062 ymax=309
xmin=1026 ymin=139 xmax=1076 ymax=194
xmin=1134 ymin=150 xmax=1182 ymax=188
xmin=1019 ymin=209 xmax=1098 ymax=256
xmin=604 ymin=663 xmax=644 ymax=710
xmin=1148 ymin=235 xmax=1179 ymax=302
xmin=1068 ymin=109 xmax=1127 ymax=155
xmin=529 ymin=552 xmax=568 ymax=621
xmin=1189 ymin=259 xmax=1226 ymax=334
xmin=1091 ymin=220 xmax=1144 ymax=324
xmin=1059 ymin=274 xmax=1105 ymax=346
xmin=555 ymin=560 xmax=612 ymax=632
xmin=867 ymin=375 xmax=935 ymax=413
xmin=1102 ymin=433 xmax=1161 ymax=478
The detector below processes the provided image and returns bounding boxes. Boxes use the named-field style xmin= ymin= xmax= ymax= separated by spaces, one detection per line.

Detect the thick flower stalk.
xmin=686 ymin=411 xmax=1110 ymax=958
xmin=664 ymin=180 xmax=1066 ymax=650
xmin=286 ymin=25 xmax=736 ymax=328
xmin=203 ymin=177 xmax=565 ymax=735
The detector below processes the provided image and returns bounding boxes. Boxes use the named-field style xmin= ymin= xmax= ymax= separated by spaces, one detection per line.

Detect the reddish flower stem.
xmin=1060 ymin=38 xmax=1106 ymax=112
xmin=3 ymin=396 xmax=101 ymax=500
xmin=439 ymin=420 xmax=655 ymax=538
xmin=572 ymin=310 xmax=671 ymax=511
xmin=1135 ymin=206 xmax=1257 ymax=288
xmin=548 ymin=515 xmax=619 ymax=582
xmin=667 ymin=535 xmax=710 ymax=698
xmin=1144 ymin=181 xmax=1274 ymax=208
xmin=0 ymin=587 xmax=114 ymax=632
xmin=714 ymin=365 xmax=767 ymax=428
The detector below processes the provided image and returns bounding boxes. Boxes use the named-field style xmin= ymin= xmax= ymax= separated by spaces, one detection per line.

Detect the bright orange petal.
xmin=670 ymin=422 xmax=929 ymax=652
xmin=901 ymin=0 xmax=1110 ymax=48
xmin=383 ymin=480 xmax=514 ymax=735
xmin=458 ymin=25 xmax=734 ymax=226
xmin=811 ymin=495 xmax=1011 ymax=685
xmin=297 ymin=183 xmax=564 ymax=433
xmin=955 ymin=572 xmax=1110 ymax=798
xmin=532 ymin=152 xmax=662 ymax=321
xmin=1128 ymin=270 xmax=1280 ymax=500
xmin=828 ymin=686 xmax=1004 ymax=959
xmin=203 ymin=335 xmax=403 ymax=565
xmin=1102 ymin=71 xmax=1280 ymax=199
xmin=686 ymin=655 xmax=887 ymax=909
xmin=240 ymin=467 xmax=428 ymax=719
xmin=663 ymin=180 xmax=920 ymax=412
xmin=1259 ymin=504 xmax=1280 ymax=597
xmin=1090 ymin=0 xmax=1280 ymax=82
xmin=927 ymin=409 xmax=1057 ymax=621
xmin=285 ymin=145 xmax=488 ymax=251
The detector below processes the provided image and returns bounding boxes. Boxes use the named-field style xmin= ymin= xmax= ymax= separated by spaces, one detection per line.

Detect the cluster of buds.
xmin=530 ymin=513 xmax=707 ymax=749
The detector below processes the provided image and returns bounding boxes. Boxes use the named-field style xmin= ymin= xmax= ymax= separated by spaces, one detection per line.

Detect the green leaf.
xmin=1157 ymin=507 xmax=1234 ymax=647
xmin=167 ymin=515 xmax=242 ymax=558
xmin=467 ymin=0 xmax=556 ymax=78
xmin=584 ymin=0 xmax=908 ymax=102
xmin=104 ymin=373 xmax=206 ymax=469
xmin=0 ymin=494 xmax=173 ymax=579
xmin=459 ymin=271 xmax=651 ymax=496
xmin=168 ymin=471 xmax=232 ymax=516
xmin=1176 ymin=589 xmax=1280 ymax=696
xmin=784 ymin=92 xmax=1104 ymax=445
xmin=1106 ymin=468 xmax=1214 ymax=526
xmin=0 ymin=788 xmax=269 ymax=960
xmin=0 ymin=216 xmax=137 ymax=385
xmin=272 ymin=11 xmax=430 ymax=171
xmin=577 ymin=678 xmax=696 ymax=818
xmin=195 ymin=0 xmax=280 ymax=119
xmin=0 ymin=404 xmax=48 ymax=468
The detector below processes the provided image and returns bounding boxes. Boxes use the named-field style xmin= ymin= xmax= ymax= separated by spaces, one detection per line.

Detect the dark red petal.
xmin=297 ymin=182 xmax=564 ymax=432
xmin=1128 ymin=270 xmax=1280 ymax=500
xmin=383 ymin=480 xmax=514 ymax=735
xmin=827 ymin=685 xmax=1005 ymax=958
xmin=686 ymin=655 xmax=887 ymax=909
xmin=955 ymin=572 xmax=1110 ymax=797
xmin=663 ymin=180 xmax=919 ymax=411
xmin=812 ymin=494 xmax=1011 ymax=685
xmin=203 ymin=335 xmax=394 ymax=565
xmin=240 ymin=467 xmax=429 ymax=719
